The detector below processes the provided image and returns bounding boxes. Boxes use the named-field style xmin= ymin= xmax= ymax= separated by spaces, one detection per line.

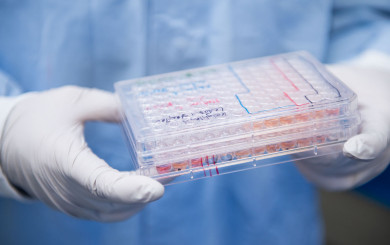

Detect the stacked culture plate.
xmin=115 ymin=51 xmax=360 ymax=184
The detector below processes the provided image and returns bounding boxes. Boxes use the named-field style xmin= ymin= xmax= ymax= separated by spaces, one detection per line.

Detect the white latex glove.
xmin=0 ymin=86 xmax=164 ymax=222
xmin=296 ymin=64 xmax=390 ymax=191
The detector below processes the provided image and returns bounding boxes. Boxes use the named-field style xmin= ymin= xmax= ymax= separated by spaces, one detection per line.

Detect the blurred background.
xmin=320 ymin=166 xmax=390 ymax=245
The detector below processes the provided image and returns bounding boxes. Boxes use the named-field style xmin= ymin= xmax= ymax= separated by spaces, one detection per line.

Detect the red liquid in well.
xmin=191 ymin=158 xmax=203 ymax=167
xmin=156 ymin=164 xmax=172 ymax=174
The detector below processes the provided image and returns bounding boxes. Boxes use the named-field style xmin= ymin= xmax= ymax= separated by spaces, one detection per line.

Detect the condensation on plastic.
xmin=115 ymin=51 xmax=360 ymax=184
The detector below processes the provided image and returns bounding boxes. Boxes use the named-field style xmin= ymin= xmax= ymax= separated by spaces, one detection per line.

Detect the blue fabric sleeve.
xmin=327 ymin=0 xmax=390 ymax=62
xmin=0 ymin=70 xmax=22 ymax=96
xmin=0 ymin=70 xmax=28 ymax=200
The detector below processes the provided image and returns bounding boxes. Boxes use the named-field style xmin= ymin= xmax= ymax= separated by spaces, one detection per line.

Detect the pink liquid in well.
xmin=326 ymin=108 xmax=340 ymax=117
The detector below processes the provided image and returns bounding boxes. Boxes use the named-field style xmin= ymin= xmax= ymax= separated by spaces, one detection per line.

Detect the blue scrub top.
xmin=1 ymin=1 xmax=389 ymax=244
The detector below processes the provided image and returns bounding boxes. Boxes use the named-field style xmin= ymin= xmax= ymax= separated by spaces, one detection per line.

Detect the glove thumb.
xmin=72 ymin=148 xmax=165 ymax=204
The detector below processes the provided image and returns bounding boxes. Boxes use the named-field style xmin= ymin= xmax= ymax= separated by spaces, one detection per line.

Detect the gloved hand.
xmin=296 ymin=64 xmax=390 ymax=191
xmin=0 ymin=86 xmax=164 ymax=222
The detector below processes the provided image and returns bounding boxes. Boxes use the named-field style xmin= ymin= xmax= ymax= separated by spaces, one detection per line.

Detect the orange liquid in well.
xmin=313 ymin=110 xmax=325 ymax=119
xmin=266 ymin=144 xmax=280 ymax=153
xmin=254 ymin=146 xmax=266 ymax=155
xmin=295 ymin=113 xmax=310 ymax=123
xmin=264 ymin=118 xmax=279 ymax=128
xmin=235 ymin=149 xmax=251 ymax=159
xmin=281 ymin=140 xmax=296 ymax=150
xmin=280 ymin=116 xmax=294 ymax=125
xmin=172 ymin=161 xmax=188 ymax=171
xmin=253 ymin=121 xmax=263 ymax=130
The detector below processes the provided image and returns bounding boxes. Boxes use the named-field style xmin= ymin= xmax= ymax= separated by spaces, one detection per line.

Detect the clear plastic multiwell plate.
xmin=115 ymin=51 xmax=360 ymax=184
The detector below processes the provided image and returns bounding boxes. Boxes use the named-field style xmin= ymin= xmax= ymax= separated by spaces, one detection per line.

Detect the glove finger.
xmin=71 ymin=147 xmax=164 ymax=205
xmin=64 ymin=86 xmax=121 ymax=123
xmin=92 ymin=205 xmax=146 ymax=222
xmin=344 ymin=133 xmax=388 ymax=160
xmin=44 ymin=171 xmax=150 ymax=221
xmin=59 ymin=196 xmax=146 ymax=222
xmin=344 ymin=111 xmax=390 ymax=160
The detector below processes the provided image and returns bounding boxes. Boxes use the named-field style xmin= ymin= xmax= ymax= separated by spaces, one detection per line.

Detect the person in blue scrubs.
xmin=1 ymin=1 xmax=390 ymax=244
